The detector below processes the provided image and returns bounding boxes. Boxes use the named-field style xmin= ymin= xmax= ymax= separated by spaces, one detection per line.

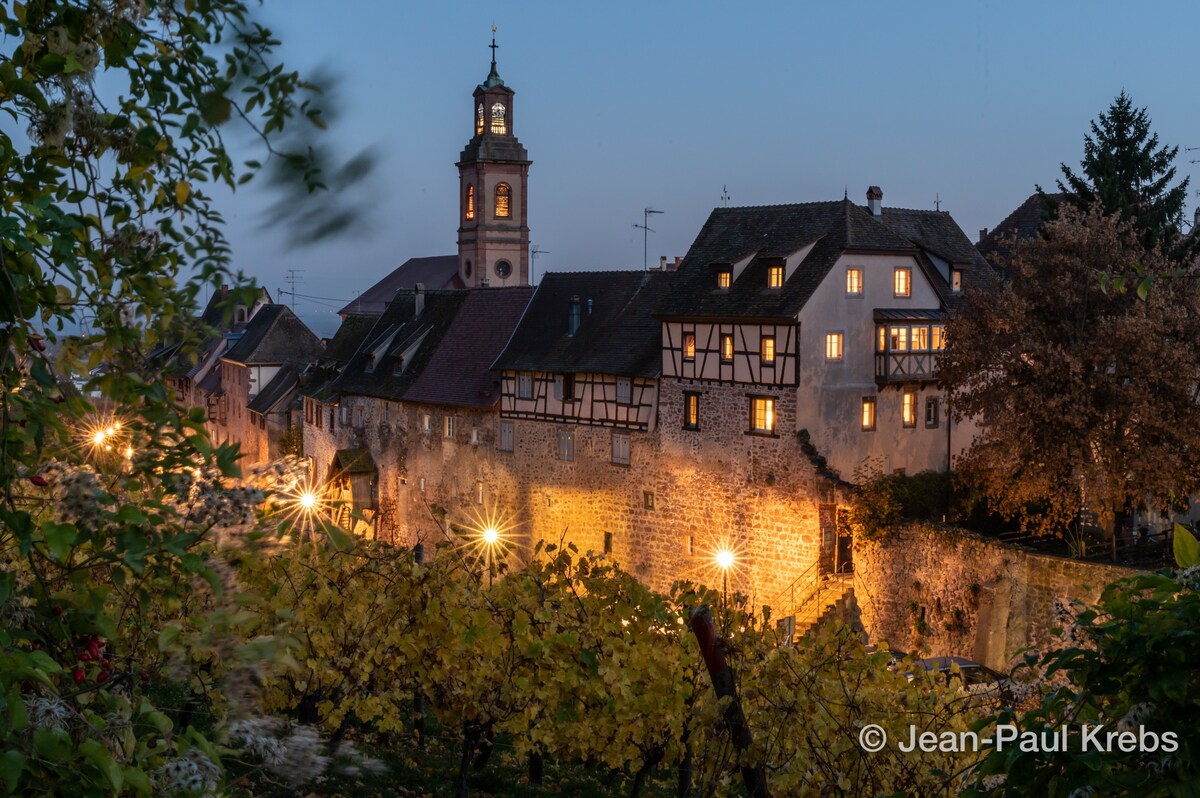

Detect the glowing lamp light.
xmin=715 ymin=548 xmax=735 ymax=570
xmin=482 ymin=527 xmax=499 ymax=545
xmin=298 ymin=490 xmax=319 ymax=511
xmin=92 ymin=430 xmax=107 ymax=446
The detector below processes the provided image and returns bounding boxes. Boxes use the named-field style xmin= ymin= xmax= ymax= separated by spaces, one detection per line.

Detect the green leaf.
xmin=41 ymin=522 xmax=77 ymax=562
xmin=0 ymin=750 xmax=24 ymax=793
xmin=1174 ymin=523 xmax=1199 ymax=569
xmin=7 ymin=688 xmax=28 ymax=731
xmin=157 ymin=623 xmax=181 ymax=652
xmin=79 ymin=739 xmax=123 ymax=792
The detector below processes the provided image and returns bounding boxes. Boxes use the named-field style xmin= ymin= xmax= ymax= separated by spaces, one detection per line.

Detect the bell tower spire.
xmin=457 ymin=30 xmax=531 ymax=288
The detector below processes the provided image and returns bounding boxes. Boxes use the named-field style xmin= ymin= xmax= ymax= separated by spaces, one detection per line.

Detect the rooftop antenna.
xmin=721 ymin=185 xmax=731 ymax=207
xmin=1187 ymin=145 xmax=1200 ymax=164
xmin=633 ymin=207 xmax=664 ymax=270
xmin=935 ymin=192 xmax=941 ymax=211
xmin=531 ymin=244 xmax=549 ymax=284
xmin=285 ymin=269 xmax=305 ymax=311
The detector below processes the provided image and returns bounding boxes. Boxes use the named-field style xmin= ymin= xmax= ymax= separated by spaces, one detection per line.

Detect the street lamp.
xmin=715 ymin=547 xmax=735 ymax=607
xmin=480 ymin=526 xmax=500 ymax=587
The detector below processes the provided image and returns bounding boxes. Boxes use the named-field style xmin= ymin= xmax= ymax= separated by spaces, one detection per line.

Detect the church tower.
xmin=457 ymin=33 xmax=531 ymax=288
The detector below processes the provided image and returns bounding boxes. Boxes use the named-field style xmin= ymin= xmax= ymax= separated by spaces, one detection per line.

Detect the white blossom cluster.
xmin=155 ymin=749 xmax=220 ymax=796
xmin=1176 ymin=565 xmax=1200 ymax=592
xmin=42 ymin=462 xmax=105 ymax=526
xmin=24 ymin=695 xmax=71 ymax=733
xmin=1116 ymin=701 xmax=1157 ymax=733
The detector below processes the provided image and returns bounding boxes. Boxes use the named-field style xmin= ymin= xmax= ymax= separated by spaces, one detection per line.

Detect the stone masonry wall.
xmin=854 ymin=524 xmax=1137 ymax=670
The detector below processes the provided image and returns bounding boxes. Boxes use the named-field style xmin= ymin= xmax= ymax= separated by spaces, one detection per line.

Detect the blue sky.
xmin=215 ymin=1 xmax=1200 ymax=336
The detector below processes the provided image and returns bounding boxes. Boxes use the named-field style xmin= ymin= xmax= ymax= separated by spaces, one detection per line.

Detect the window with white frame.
xmin=951 ymin=269 xmax=963 ymax=292
xmin=932 ymin=324 xmax=946 ymax=350
xmin=902 ymin=390 xmax=917 ymax=428
xmin=721 ymin=333 xmax=734 ymax=363
xmin=925 ymin=396 xmax=940 ymax=428
xmin=421 ymin=414 xmax=431 ymax=433
xmin=846 ymin=268 xmax=863 ymax=296
xmin=861 ymin=397 xmax=876 ymax=431
xmin=825 ymin=332 xmax=843 ymax=362
xmin=443 ymin=415 xmax=455 ymax=439
xmin=767 ymin=265 xmax=784 ymax=288
xmin=760 ymin=335 xmax=776 ymax=364
xmin=612 ymin=432 xmax=630 ymax=466
xmin=557 ymin=428 xmax=575 ymax=461
xmin=893 ymin=267 xmax=911 ymax=298
xmin=750 ymin=397 xmax=776 ymax=434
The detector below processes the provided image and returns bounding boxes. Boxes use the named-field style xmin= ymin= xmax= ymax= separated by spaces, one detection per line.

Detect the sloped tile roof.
xmin=223 ymin=305 xmax=323 ymax=366
xmin=337 ymin=256 xmax=463 ymax=317
xmin=404 ymin=287 xmax=533 ymax=407
xmin=493 ymin=271 xmax=673 ymax=378
xmin=247 ymin=364 xmax=299 ymax=415
xmin=334 ymin=448 xmax=376 ymax=475
xmin=658 ymin=199 xmax=996 ymax=320
xmin=977 ymin=192 xmax=1065 ymax=265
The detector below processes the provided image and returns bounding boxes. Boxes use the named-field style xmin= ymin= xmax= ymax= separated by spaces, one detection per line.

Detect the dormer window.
xmin=951 ymin=269 xmax=963 ymax=292
xmin=717 ymin=268 xmax=731 ymax=289
xmin=767 ymin=265 xmax=784 ymax=289
xmin=490 ymin=102 xmax=507 ymax=134
xmin=495 ymin=183 xmax=511 ymax=218
xmin=476 ymin=103 xmax=484 ymax=135
xmin=465 ymin=184 xmax=475 ymax=221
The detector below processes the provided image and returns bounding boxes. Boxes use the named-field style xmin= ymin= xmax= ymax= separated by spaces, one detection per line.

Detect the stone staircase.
xmin=784 ymin=572 xmax=856 ymax=642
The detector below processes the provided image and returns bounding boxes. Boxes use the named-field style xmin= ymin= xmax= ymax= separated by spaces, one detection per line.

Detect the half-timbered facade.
xmin=658 ymin=188 xmax=996 ymax=479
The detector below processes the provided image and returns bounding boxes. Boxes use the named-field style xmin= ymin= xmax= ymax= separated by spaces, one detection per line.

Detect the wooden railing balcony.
xmin=875 ymin=351 xmax=939 ymax=387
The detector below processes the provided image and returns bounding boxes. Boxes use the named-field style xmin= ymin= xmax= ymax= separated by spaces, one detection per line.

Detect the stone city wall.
xmin=854 ymin=523 xmax=1137 ymax=670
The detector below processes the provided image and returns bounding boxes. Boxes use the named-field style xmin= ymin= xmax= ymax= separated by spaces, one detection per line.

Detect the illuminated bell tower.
xmin=457 ymin=31 xmax=531 ymax=288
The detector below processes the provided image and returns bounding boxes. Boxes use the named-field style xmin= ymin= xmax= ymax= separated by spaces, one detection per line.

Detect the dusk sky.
xmin=215 ymin=1 xmax=1200 ymax=336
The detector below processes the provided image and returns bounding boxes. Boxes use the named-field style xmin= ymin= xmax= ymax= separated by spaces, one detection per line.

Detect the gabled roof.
xmin=493 ymin=271 xmax=673 ymax=378
xmin=338 ymin=256 xmax=463 ymax=317
xmin=405 ymin=287 xmax=533 ymax=407
xmin=247 ymin=364 xmax=299 ymax=415
xmin=657 ymin=199 xmax=995 ymax=320
xmin=977 ymin=192 xmax=1064 ymax=264
xmin=223 ymin=305 xmax=323 ymax=366
xmin=322 ymin=314 xmax=376 ymax=365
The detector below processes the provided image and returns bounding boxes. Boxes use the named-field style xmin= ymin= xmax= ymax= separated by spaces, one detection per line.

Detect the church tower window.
xmin=476 ymin=103 xmax=484 ymax=135
xmin=495 ymin=183 xmax=511 ymax=218
xmin=465 ymin=184 xmax=475 ymax=220
xmin=490 ymin=102 xmax=507 ymax=134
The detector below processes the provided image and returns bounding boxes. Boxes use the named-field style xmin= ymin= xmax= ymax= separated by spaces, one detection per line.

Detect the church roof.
xmin=493 ymin=271 xmax=673 ymax=378
xmin=337 ymin=256 xmax=463 ymax=317
xmin=657 ymin=199 xmax=995 ymax=320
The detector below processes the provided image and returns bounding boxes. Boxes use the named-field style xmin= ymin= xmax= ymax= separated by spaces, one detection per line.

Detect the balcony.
xmin=874 ymin=309 xmax=945 ymax=388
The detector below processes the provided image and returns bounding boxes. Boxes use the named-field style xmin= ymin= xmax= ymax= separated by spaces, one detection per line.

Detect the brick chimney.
xmin=414 ymin=283 xmax=425 ymax=317
xmin=866 ymin=186 xmax=883 ymax=218
xmin=979 ymin=228 xmax=989 ymax=243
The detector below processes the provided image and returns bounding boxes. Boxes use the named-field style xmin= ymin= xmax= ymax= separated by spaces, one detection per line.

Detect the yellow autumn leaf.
xmin=174 ymin=179 xmax=190 ymax=206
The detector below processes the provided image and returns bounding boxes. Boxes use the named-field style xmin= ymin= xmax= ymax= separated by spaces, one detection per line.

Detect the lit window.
xmin=825 ymin=333 xmax=843 ymax=362
xmin=877 ymin=327 xmax=887 ymax=352
xmin=902 ymin=391 xmax=917 ymax=428
xmin=925 ymin=397 xmax=940 ymax=428
xmin=517 ymin=372 xmax=533 ymax=399
xmin=443 ymin=415 xmax=455 ymax=439
xmin=612 ymin=432 xmax=630 ymax=466
xmin=767 ymin=265 xmax=784 ymax=288
xmin=932 ymin=325 xmax=946 ymax=351
xmin=557 ymin=428 xmax=574 ymax=461
xmin=750 ymin=397 xmax=776 ymax=434
xmin=490 ymin=102 xmax=507 ymax=134
xmin=846 ymin=268 xmax=863 ymax=295
xmin=683 ymin=392 xmax=700 ymax=430
xmin=889 ymin=326 xmax=909 ymax=352
xmin=721 ymin=334 xmax=734 ymax=363
xmin=912 ymin=326 xmax=929 ymax=351
xmin=951 ymin=269 xmax=963 ymax=292
xmin=465 ymin=184 xmax=475 ymax=220
xmin=683 ymin=332 xmax=696 ymax=361
xmin=476 ymin=103 xmax=484 ymax=135
xmin=495 ymin=183 xmax=511 ymax=218
xmin=761 ymin=335 xmax=776 ymax=364
xmin=894 ymin=267 xmax=911 ymax=297
xmin=498 ymin=420 xmax=514 ymax=451
xmin=717 ymin=269 xmax=732 ymax=289
xmin=862 ymin=397 xmax=876 ymax=431
xmin=616 ymin=377 xmax=632 ymax=405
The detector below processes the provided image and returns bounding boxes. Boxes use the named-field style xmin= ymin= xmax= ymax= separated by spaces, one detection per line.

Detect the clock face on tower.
xmin=491 ymin=103 xmax=506 ymax=119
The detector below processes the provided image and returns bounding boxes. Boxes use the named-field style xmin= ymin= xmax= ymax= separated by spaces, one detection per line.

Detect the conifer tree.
xmin=1055 ymin=91 xmax=1190 ymax=254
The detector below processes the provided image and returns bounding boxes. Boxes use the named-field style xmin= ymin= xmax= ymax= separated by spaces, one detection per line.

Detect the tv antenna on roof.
xmin=1187 ymin=145 xmax=1200 ymax=164
xmin=935 ymin=192 xmax=941 ymax=211
xmin=531 ymin=244 xmax=549 ymax=285
xmin=285 ymin=269 xmax=305 ymax=311
xmin=721 ymin=185 xmax=731 ymax=207
xmin=633 ymin=207 xmax=664 ymax=271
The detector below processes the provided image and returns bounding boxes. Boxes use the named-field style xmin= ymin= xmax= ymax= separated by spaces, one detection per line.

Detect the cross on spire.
xmin=489 ymin=25 xmax=499 ymax=71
